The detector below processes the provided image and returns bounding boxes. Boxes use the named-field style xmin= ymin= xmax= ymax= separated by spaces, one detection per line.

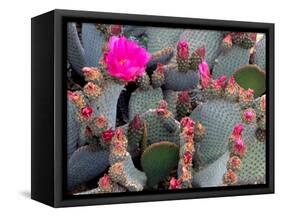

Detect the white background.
xmin=0 ymin=0 xmax=279 ymax=215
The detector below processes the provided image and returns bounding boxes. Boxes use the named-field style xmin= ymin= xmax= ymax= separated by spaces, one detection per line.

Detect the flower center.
xmin=119 ymin=58 xmax=127 ymax=66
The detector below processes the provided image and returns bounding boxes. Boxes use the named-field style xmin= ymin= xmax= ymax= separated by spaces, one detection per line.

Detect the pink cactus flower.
xmin=199 ymin=60 xmax=211 ymax=88
xmin=80 ymin=106 xmax=93 ymax=119
xmin=104 ymin=36 xmax=151 ymax=82
xmin=242 ymin=108 xmax=256 ymax=123
xmin=177 ymin=41 xmax=189 ymax=59
xmin=214 ymin=75 xmax=227 ymax=90
xmin=101 ymin=128 xmax=115 ymax=143
xmin=231 ymin=123 xmax=244 ymax=140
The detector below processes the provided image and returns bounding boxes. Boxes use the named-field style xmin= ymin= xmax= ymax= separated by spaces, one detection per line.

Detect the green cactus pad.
xmin=141 ymin=141 xmax=179 ymax=188
xmin=255 ymin=37 xmax=266 ymax=71
xmin=234 ymin=65 xmax=266 ymax=98
xmin=129 ymin=88 xmax=163 ymax=120
xmin=91 ymin=81 xmax=124 ymax=128
xmin=163 ymin=66 xmax=199 ymax=91
xmin=212 ymin=46 xmax=250 ymax=79
xmin=146 ymin=27 xmax=183 ymax=53
xmin=179 ymin=30 xmax=223 ymax=68
xmin=193 ymin=151 xmax=229 ymax=187
xmin=163 ymin=90 xmax=178 ymax=116
xmin=142 ymin=110 xmax=180 ymax=145
xmin=237 ymin=139 xmax=266 ymax=185
xmin=67 ymin=99 xmax=80 ymax=158
xmin=190 ymin=99 xmax=256 ymax=167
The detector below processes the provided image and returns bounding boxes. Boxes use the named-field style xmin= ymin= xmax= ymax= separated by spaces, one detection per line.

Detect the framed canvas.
xmin=31 ymin=9 xmax=274 ymax=207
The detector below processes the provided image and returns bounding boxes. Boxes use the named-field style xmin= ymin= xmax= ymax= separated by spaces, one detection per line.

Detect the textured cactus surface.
xmin=129 ymin=88 xmax=163 ymax=120
xmin=146 ymin=27 xmax=183 ymax=53
xmin=163 ymin=66 xmax=199 ymax=91
xmin=67 ymin=23 xmax=86 ymax=75
xmin=91 ymin=81 xmax=124 ymax=128
xmin=67 ymin=146 xmax=109 ymax=190
xmin=66 ymin=23 xmax=267 ymax=194
xmin=82 ymin=23 xmax=105 ymax=67
xmin=67 ymin=100 xmax=80 ymax=158
xmin=213 ymin=46 xmax=250 ymax=79
xmin=255 ymin=37 xmax=266 ymax=70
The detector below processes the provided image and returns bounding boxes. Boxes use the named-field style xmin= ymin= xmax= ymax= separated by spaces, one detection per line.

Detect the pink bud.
xmin=233 ymin=138 xmax=246 ymax=156
xmin=177 ymin=41 xmax=189 ymax=59
xmin=156 ymin=63 xmax=164 ymax=74
xmin=214 ymin=75 xmax=227 ymax=90
xmin=178 ymin=91 xmax=190 ymax=103
xmin=131 ymin=114 xmax=142 ymax=130
xmin=180 ymin=117 xmax=195 ymax=129
xmin=183 ymin=151 xmax=192 ymax=164
xmin=169 ymin=177 xmax=182 ymax=189
xmin=109 ymin=24 xmax=122 ymax=35
xmin=81 ymin=106 xmax=93 ymax=119
xmin=199 ymin=60 xmax=211 ymax=88
xmin=195 ymin=46 xmax=206 ymax=60
xmin=101 ymin=128 xmax=115 ymax=143
xmin=99 ymin=174 xmax=110 ymax=188
xmin=243 ymin=108 xmax=256 ymax=123
xmin=223 ymin=34 xmax=232 ymax=44
xmin=231 ymin=123 xmax=244 ymax=139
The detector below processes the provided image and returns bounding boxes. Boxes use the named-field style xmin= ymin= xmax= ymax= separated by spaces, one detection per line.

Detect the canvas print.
xmin=66 ymin=22 xmax=266 ymax=195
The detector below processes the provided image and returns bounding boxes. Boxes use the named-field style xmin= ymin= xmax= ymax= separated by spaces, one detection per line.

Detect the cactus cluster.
xmin=66 ymin=22 xmax=266 ymax=194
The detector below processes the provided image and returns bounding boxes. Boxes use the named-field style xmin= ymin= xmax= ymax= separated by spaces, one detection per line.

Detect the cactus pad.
xmin=141 ymin=142 xmax=179 ymax=188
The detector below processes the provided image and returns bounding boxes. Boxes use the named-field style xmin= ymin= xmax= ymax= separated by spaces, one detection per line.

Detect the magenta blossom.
xmin=199 ymin=60 xmax=211 ymax=88
xmin=104 ymin=36 xmax=151 ymax=82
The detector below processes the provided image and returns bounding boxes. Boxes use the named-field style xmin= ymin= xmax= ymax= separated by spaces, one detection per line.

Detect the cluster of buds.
xmin=151 ymin=63 xmax=165 ymax=88
xmin=68 ymin=90 xmax=87 ymax=109
xmin=82 ymin=67 xmax=104 ymax=85
xmin=221 ymin=34 xmax=233 ymax=51
xmin=156 ymin=100 xmax=172 ymax=118
xmin=87 ymin=115 xmax=108 ymax=137
xmin=176 ymin=91 xmax=191 ymax=120
xmin=176 ymin=41 xmax=205 ymax=72
xmin=109 ymin=128 xmax=128 ymax=164
xmin=78 ymin=106 xmax=94 ymax=122
xmin=83 ymin=82 xmax=102 ymax=101
xmin=101 ymin=128 xmax=115 ymax=146
xmin=169 ymin=117 xmax=196 ymax=189
xmin=96 ymin=173 xmax=126 ymax=193
xmin=224 ymin=76 xmax=240 ymax=101
xmin=223 ymin=123 xmax=247 ymax=185
xmin=239 ymin=88 xmax=255 ymax=108
xmin=199 ymin=61 xmax=227 ymax=97
xmin=230 ymin=32 xmax=257 ymax=49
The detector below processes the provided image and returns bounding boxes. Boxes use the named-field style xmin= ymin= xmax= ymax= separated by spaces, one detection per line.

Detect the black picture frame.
xmin=31 ymin=9 xmax=274 ymax=207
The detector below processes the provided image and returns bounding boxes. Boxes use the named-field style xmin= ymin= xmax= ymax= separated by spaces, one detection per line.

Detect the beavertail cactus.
xmin=66 ymin=23 xmax=267 ymax=194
